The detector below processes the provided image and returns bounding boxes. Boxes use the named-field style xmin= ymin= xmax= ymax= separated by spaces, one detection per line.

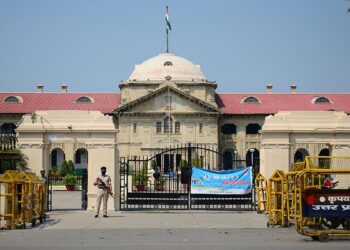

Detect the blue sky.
xmin=0 ymin=0 xmax=349 ymax=93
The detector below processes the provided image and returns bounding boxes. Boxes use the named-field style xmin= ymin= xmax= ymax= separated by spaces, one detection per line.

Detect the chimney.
xmin=266 ymin=84 xmax=273 ymax=94
xmin=61 ymin=85 xmax=68 ymax=93
xmin=290 ymin=85 xmax=297 ymax=94
xmin=36 ymin=85 xmax=44 ymax=93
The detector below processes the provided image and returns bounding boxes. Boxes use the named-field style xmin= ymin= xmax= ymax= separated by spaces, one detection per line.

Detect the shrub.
xmin=63 ymin=175 xmax=76 ymax=186
xmin=133 ymin=165 xmax=149 ymax=185
xmin=60 ymin=160 xmax=69 ymax=177
xmin=178 ymin=160 xmax=188 ymax=168
xmin=50 ymin=165 xmax=58 ymax=173
xmin=67 ymin=160 xmax=75 ymax=175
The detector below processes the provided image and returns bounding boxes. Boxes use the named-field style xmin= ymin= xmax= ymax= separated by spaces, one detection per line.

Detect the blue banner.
xmin=191 ymin=167 xmax=252 ymax=195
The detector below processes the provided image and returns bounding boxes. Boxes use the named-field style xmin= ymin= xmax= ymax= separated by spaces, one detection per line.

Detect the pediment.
xmin=115 ymin=86 xmax=220 ymax=114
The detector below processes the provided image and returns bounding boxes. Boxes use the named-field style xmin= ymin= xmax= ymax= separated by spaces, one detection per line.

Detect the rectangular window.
xmin=164 ymin=117 xmax=173 ymax=133
xmin=156 ymin=122 xmax=162 ymax=133
xmin=133 ymin=123 xmax=137 ymax=133
xmin=199 ymin=123 xmax=203 ymax=134
xmin=175 ymin=122 xmax=180 ymax=133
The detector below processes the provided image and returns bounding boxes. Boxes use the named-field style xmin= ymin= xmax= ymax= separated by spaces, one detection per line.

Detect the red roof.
xmin=1 ymin=92 xmax=349 ymax=115
xmin=0 ymin=93 xmax=120 ymax=114
xmin=216 ymin=93 xmax=350 ymax=114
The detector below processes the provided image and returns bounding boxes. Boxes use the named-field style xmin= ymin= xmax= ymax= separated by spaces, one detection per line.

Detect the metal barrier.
xmin=0 ymin=171 xmax=25 ymax=229
xmin=0 ymin=170 xmax=45 ymax=229
xmin=255 ymin=173 xmax=268 ymax=213
xmin=20 ymin=172 xmax=46 ymax=227
xmin=267 ymin=170 xmax=287 ymax=227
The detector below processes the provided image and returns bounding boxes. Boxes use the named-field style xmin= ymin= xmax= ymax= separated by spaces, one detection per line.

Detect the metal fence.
xmin=120 ymin=143 xmax=258 ymax=211
xmin=49 ymin=176 xmax=83 ymax=186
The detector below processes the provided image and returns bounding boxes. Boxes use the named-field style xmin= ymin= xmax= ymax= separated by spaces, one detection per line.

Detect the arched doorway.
xmin=75 ymin=148 xmax=88 ymax=210
xmin=50 ymin=148 xmax=65 ymax=168
xmin=223 ymin=151 xmax=233 ymax=170
xmin=246 ymin=149 xmax=260 ymax=173
xmin=319 ymin=148 xmax=330 ymax=169
xmin=294 ymin=148 xmax=309 ymax=163
xmin=246 ymin=124 xmax=261 ymax=135
xmin=75 ymin=148 xmax=88 ymax=170
xmin=0 ymin=123 xmax=16 ymax=134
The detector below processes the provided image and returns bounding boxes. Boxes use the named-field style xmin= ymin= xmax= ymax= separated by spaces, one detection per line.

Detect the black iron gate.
xmin=47 ymin=173 xmax=52 ymax=211
xmin=120 ymin=144 xmax=257 ymax=211
xmin=47 ymin=170 xmax=88 ymax=211
xmin=81 ymin=169 xmax=88 ymax=210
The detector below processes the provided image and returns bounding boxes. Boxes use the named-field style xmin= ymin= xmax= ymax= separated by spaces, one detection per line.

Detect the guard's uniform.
xmin=96 ymin=174 xmax=111 ymax=216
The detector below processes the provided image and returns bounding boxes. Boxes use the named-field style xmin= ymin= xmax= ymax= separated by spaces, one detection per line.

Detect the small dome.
xmin=128 ymin=53 xmax=206 ymax=81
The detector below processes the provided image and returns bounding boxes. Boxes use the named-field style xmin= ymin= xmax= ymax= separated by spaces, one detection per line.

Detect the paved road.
xmin=52 ymin=190 xmax=82 ymax=210
xmin=0 ymin=211 xmax=349 ymax=250
xmin=0 ymin=191 xmax=349 ymax=249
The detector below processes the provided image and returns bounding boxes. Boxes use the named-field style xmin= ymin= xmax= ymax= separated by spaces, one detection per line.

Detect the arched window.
xmin=164 ymin=61 xmax=173 ymax=66
xmin=313 ymin=96 xmax=331 ymax=104
xmin=221 ymin=124 xmax=237 ymax=134
xmin=75 ymin=148 xmax=88 ymax=169
xmin=50 ymin=148 xmax=66 ymax=167
xmin=294 ymin=148 xmax=309 ymax=163
xmin=0 ymin=123 xmax=16 ymax=134
xmin=246 ymin=149 xmax=260 ymax=170
xmin=319 ymin=148 xmax=330 ymax=169
xmin=164 ymin=117 xmax=173 ymax=133
xmin=75 ymin=96 xmax=94 ymax=103
xmin=246 ymin=124 xmax=261 ymax=135
xmin=4 ymin=96 xmax=21 ymax=103
xmin=242 ymin=96 xmax=261 ymax=104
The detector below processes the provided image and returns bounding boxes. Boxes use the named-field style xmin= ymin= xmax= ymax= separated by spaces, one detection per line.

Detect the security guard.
xmin=39 ymin=169 xmax=48 ymax=212
xmin=94 ymin=166 xmax=111 ymax=218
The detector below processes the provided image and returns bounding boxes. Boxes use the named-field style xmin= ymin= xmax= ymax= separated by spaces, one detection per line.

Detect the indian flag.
xmin=166 ymin=6 xmax=171 ymax=31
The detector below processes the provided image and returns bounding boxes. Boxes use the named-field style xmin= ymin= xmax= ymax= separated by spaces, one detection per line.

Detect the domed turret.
xmin=128 ymin=53 xmax=206 ymax=82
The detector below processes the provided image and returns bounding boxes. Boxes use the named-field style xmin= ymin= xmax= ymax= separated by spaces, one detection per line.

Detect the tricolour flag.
xmin=166 ymin=6 xmax=171 ymax=31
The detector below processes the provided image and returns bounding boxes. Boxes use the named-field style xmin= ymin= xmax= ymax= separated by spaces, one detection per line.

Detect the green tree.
xmin=67 ymin=160 xmax=75 ymax=175
xmin=60 ymin=160 xmax=69 ymax=177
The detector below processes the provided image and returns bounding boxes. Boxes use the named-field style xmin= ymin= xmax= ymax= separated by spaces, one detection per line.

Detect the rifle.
xmin=96 ymin=177 xmax=114 ymax=198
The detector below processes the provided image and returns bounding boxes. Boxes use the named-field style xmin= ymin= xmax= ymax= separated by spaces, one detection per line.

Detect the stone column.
xmin=87 ymin=144 xmax=119 ymax=211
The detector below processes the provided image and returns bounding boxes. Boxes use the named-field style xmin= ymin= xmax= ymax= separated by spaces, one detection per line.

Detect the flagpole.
xmin=166 ymin=5 xmax=169 ymax=53
xmin=166 ymin=28 xmax=169 ymax=53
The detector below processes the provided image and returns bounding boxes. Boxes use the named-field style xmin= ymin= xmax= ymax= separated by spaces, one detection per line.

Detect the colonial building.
xmin=1 ymin=52 xmax=350 ymax=210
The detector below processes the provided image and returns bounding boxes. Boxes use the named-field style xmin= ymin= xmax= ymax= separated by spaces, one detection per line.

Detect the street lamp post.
xmin=249 ymin=148 xmax=256 ymax=206
xmin=249 ymin=148 xmax=255 ymax=167
xmin=233 ymin=150 xmax=238 ymax=169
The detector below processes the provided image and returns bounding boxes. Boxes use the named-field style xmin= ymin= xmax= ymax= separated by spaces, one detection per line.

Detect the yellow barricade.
xmin=0 ymin=171 xmax=26 ymax=229
xmin=267 ymin=170 xmax=287 ymax=227
xmin=0 ymin=170 xmax=46 ymax=230
xmin=20 ymin=172 xmax=46 ymax=227
xmin=255 ymin=173 xmax=268 ymax=213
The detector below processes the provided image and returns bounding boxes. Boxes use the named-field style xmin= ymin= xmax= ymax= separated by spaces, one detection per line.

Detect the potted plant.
xmin=133 ymin=170 xmax=149 ymax=192
xmin=60 ymin=160 xmax=69 ymax=177
xmin=155 ymin=175 xmax=165 ymax=191
xmin=67 ymin=160 xmax=75 ymax=175
xmin=63 ymin=175 xmax=76 ymax=191
xmin=50 ymin=166 xmax=60 ymax=177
